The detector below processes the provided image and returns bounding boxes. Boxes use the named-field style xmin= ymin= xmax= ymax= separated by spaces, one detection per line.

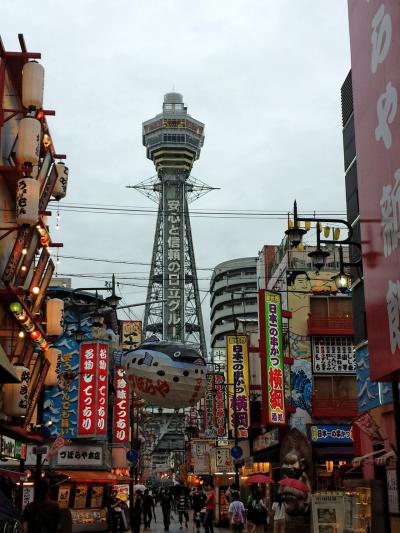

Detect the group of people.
xmin=225 ymin=484 xmax=287 ymax=533
xmin=111 ymin=488 xmax=156 ymax=533
xmin=159 ymin=484 xmax=215 ymax=533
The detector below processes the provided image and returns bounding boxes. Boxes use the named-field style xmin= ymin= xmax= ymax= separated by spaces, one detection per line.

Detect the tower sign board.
xmin=348 ymin=1 xmax=400 ymax=380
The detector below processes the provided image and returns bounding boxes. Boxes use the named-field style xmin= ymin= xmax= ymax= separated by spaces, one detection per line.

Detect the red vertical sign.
xmin=348 ymin=1 xmax=400 ymax=380
xmin=78 ymin=343 xmax=97 ymax=436
xmin=96 ymin=343 xmax=109 ymax=436
xmin=113 ymin=367 xmax=129 ymax=443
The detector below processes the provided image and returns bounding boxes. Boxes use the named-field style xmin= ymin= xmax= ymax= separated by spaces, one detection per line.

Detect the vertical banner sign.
xmin=163 ymin=179 xmax=185 ymax=342
xmin=214 ymin=373 xmax=227 ymax=438
xmin=96 ymin=343 xmax=109 ymax=436
xmin=78 ymin=343 xmax=97 ymax=436
xmin=114 ymin=367 xmax=129 ymax=443
xmin=260 ymin=290 xmax=285 ymax=425
xmin=227 ymin=336 xmax=250 ymax=438
xmin=120 ymin=321 xmax=142 ymax=350
xmin=204 ymin=373 xmax=216 ymax=438
xmin=348 ymin=1 xmax=400 ymax=380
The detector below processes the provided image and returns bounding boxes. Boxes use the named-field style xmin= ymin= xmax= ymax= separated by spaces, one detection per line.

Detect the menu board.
xmin=74 ymin=485 xmax=88 ymax=509
xmin=58 ymin=486 xmax=71 ymax=509
xmin=91 ymin=486 xmax=104 ymax=508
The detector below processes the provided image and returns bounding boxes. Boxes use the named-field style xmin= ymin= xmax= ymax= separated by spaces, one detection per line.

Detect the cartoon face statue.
xmin=124 ymin=341 xmax=206 ymax=408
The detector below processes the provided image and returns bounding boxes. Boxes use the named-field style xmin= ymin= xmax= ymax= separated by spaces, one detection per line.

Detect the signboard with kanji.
xmin=113 ymin=367 xmax=129 ymax=443
xmin=348 ymin=1 xmax=400 ymax=380
xmin=259 ymin=290 xmax=285 ymax=425
xmin=227 ymin=336 xmax=250 ymax=438
xmin=77 ymin=342 xmax=109 ymax=438
xmin=204 ymin=373 xmax=226 ymax=439
xmin=120 ymin=320 xmax=142 ymax=350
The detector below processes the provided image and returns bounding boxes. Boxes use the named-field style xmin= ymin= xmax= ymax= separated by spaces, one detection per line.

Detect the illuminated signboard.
xmin=227 ymin=336 xmax=250 ymax=438
xmin=309 ymin=424 xmax=353 ymax=444
xmin=113 ymin=367 xmax=129 ymax=443
xmin=78 ymin=342 xmax=109 ymax=438
xmin=259 ymin=290 xmax=285 ymax=425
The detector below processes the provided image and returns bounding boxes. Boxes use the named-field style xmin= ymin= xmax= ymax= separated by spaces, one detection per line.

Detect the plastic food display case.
xmin=68 ymin=508 xmax=108 ymax=532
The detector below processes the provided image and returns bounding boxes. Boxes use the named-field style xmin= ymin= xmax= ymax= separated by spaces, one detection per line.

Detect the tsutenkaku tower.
xmin=129 ymin=93 xmax=213 ymax=356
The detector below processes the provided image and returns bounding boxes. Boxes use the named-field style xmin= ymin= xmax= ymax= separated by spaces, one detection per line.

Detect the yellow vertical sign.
xmin=227 ymin=335 xmax=250 ymax=438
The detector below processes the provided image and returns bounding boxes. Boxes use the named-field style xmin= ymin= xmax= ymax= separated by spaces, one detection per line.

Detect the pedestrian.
xmin=203 ymin=484 xmax=215 ymax=533
xmin=224 ymin=483 xmax=240 ymax=504
xmin=110 ymin=489 xmax=124 ymax=533
xmin=190 ymin=486 xmax=207 ymax=533
xmin=161 ymin=488 xmax=172 ymax=531
xmin=248 ymin=493 xmax=268 ymax=533
xmin=21 ymin=478 xmax=61 ymax=533
xmin=228 ymin=492 xmax=245 ymax=533
xmin=178 ymin=488 xmax=189 ymax=529
xmin=246 ymin=485 xmax=259 ymax=533
xmin=143 ymin=489 xmax=155 ymax=529
xmin=131 ymin=490 xmax=143 ymax=533
xmin=271 ymin=494 xmax=287 ymax=533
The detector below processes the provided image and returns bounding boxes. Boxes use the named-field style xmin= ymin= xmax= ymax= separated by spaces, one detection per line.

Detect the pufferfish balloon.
xmin=123 ymin=340 xmax=207 ymax=408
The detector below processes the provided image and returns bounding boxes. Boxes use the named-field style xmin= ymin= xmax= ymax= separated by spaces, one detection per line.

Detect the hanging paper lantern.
xmin=9 ymin=302 xmax=22 ymax=314
xmin=2 ymin=365 xmax=30 ymax=417
xmin=304 ymin=220 xmax=311 ymax=231
xmin=15 ymin=117 xmax=41 ymax=167
xmin=53 ymin=163 xmax=69 ymax=200
xmin=323 ymin=226 xmax=330 ymax=238
xmin=16 ymin=178 xmax=40 ymax=226
xmin=124 ymin=341 xmax=206 ymax=409
xmin=30 ymin=330 xmax=40 ymax=340
xmin=22 ymin=61 xmax=44 ymax=110
xmin=46 ymin=298 xmax=64 ymax=336
xmin=333 ymin=228 xmax=341 ymax=241
xmin=44 ymin=348 xmax=61 ymax=386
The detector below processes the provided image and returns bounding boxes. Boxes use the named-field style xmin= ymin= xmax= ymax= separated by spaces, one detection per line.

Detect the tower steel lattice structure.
xmin=128 ymin=93 xmax=214 ymax=356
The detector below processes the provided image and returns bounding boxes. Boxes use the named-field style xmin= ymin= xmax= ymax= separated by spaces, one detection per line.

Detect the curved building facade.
xmin=210 ymin=257 xmax=258 ymax=349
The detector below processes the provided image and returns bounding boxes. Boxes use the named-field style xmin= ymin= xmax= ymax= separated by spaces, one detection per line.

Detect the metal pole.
xmin=391 ymin=381 xmax=400 ymax=513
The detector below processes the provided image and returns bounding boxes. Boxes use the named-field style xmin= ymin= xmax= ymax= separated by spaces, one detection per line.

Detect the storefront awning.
xmin=0 ymin=468 xmax=25 ymax=483
xmin=313 ymin=446 xmax=355 ymax=460
xmin=0 ymin=424 xmax=48 ymax=444
xmin=60 ymin=470 xmax=131 ymax=484
xmin=0 ymin=345 xmax=20 ymax=384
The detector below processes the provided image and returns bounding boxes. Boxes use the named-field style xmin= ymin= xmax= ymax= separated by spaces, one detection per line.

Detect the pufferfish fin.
xmin=193 ymin=358 xmax=205 ymax=366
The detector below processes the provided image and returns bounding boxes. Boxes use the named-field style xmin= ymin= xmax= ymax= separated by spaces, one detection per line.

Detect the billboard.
xmin=308 ymin=424 xmax=353 ymax=445
xmin=259 ymin=290 xmax=285 ymax=425
xmin=348 ymin=1 xmax=400 ymax=380
xmin=113 ymin=367 xmax=129 ymax=443
xmin=78 ymin=341 xmax=109 ymax=438
xmin=204 ymin=373 xmax=226 ymax=439
xmin=227 ymin=335 xmax=250 ymax=438
xmin=120 ymin=320 xmax=142 ymax=350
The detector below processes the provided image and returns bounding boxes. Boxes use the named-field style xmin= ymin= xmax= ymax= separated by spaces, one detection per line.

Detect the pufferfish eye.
xmin=173 ymin=351 xmax=181 ymax=358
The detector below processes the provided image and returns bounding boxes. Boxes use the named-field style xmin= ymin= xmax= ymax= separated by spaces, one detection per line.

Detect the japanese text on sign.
xmin=165 ymin=196 xmax=182 ymax=340
xmin=265 ymin=292 xmax=285 ymax=425
xmin=78 ymin=343 xmax=97 ymax=436
xmin=227 ymin=336 xmax=250 ymax=438
xmin=348 ymin=0 xmax=400 ymax=380
xmin=97 ymin=343 xmax=108 ymax=436
xmin=114 ymin=367 xmax=129 ymax=443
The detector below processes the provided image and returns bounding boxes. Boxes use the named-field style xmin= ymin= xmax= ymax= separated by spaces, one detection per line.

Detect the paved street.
xmin=125 ymin=506 xmax=228 ymax=533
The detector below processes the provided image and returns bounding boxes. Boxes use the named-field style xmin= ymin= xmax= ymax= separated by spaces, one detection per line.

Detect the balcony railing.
xmin=307 ymin=315 xmax=353 ymax=335
xmin=312 ymin=397 xmax=358 ymax=418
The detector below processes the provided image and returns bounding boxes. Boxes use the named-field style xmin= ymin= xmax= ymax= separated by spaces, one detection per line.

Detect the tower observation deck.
xmin=131 ymin=93 xmax=212 ymax=356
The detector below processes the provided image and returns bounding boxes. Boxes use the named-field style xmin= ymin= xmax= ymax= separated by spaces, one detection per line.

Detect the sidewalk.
xmin=126 ymin=506 xmax=227 ymax=533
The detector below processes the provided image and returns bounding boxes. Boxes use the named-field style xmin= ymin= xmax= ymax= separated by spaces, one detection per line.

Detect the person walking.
xmin=161 ymin=488 xmax=172 ymax=531
xmin=203 ymin=484 xmax=215 ymax=533
xmin=228 ymin=492 xmax=245 ymax=533
xmin=131 ymin=490 xmax=143 ymax=533
xmin=271 ymin=494 xmax=287 ymax=533
xmin=248 ymin=493 xmax=268 ymax=533
xmin=21 ymin=478 xmax=61 ymax=533
xmin=190 ymin=486 xmax=207 ymax=533
xmin=143 ymin=489 xmax=155 ymax=529
xmin=177 ymin=488 xmax=189 ymax=529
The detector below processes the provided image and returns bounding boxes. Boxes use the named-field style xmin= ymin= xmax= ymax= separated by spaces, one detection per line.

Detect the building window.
xmin=310 ymin=297 xmax=352 ymax=318
xmin=312 ymin=336 xmax=355 ymax=374
xmin=314 ymin=375 xmax=357 ymax=400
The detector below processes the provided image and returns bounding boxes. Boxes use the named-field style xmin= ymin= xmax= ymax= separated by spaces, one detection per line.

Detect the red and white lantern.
xmin=53 ymin=163 xmax=69 ymax=200
xmin=16 ymin=117 xmax=41 ymax=168
xmin=44 ymin=348 xmax=61 ymax=386
xmin=2 ymin=365 xmax=30 ymax=417
xmin=22 ymin=61 xmax=44 ymax=110
xmin=16 ymin=178 xmax=40 ymax=226
xmin=46 ymin=298 xmax=64 ymax=337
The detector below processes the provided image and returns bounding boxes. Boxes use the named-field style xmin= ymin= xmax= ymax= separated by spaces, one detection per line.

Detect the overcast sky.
xmin=1 ymin=1 xmax=351 ymax=348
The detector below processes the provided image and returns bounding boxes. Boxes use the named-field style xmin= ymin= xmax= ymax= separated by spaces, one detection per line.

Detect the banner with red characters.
xmin=113 ymin=367 xmax=129 ymax=443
